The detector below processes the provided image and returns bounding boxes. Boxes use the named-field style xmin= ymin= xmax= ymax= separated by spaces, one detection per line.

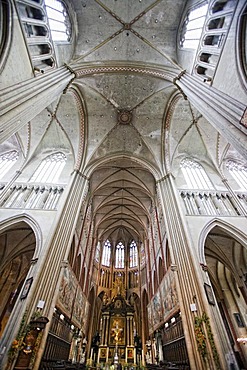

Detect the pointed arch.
xmin=29 ymin=151 xmax=67 ymax=183
xmin=198 ymin=218 xmax=247 ymax=264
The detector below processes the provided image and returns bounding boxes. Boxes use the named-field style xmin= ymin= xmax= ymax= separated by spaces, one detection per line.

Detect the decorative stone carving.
xmin=118 ymin=110 xmax=132 ymax=125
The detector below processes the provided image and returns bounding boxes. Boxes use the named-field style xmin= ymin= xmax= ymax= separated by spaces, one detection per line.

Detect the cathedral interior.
xmin=0 ymin=0 xmax=247 ymax=369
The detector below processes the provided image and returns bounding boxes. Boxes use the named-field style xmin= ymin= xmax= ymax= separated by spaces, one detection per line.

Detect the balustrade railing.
xmin=0 ymin=183 xmax=64 ymax=210
xmin=179 ymin=190 xmax=247 ymax=216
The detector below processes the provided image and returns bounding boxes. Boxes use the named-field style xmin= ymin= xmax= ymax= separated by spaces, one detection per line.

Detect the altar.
xmin=97 ymin=294 xmax=136 ymax=365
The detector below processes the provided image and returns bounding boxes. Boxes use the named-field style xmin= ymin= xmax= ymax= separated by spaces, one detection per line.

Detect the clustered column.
xmin=0 ymin=66 xmax=75 ymax=144
xmin=175 ymin=72 xmax=247 ymax=159
xmin=157 ymin=173 xmax=228 ymax=370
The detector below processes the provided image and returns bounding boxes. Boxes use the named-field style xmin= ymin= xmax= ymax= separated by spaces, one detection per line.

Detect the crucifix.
xmin=112 ymin=320 xmax=123 ymax=364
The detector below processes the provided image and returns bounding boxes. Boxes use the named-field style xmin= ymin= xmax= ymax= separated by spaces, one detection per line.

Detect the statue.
xmin=112 ymin=277 xmax=125 ymax=297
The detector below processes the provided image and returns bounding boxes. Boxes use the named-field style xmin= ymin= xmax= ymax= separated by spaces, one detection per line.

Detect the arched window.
xmin=181 ymin=158 xmax=213 ymax=189
xmin=115 ymin=241 xmax=125 ymax=269
xmin=95 ymin=241 xmax=101 ymax=263
xmin=129 ymin=240 xmax=138 ymax=268
xmin=44 ymin=0 xmax=71 ymax=42
xmin=238 ymin=4 xmax=247 ymax=82
xmin=226 ymin=161 xmax=247 ymax=190
xmin=180 ymin=2 xmax=208 ymax=49
xmin=140 ymin=242 xmax=145 ymax=266
xmin=29 ymin=152 xmax=66 ymax=183
xmin=0 ymin=150 xmax=19 ymax=180
xmin=102 ymin=239 xmax=111 ymax=267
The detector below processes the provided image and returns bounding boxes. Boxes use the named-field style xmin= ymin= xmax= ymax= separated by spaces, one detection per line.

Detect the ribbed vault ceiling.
xmin=70 ymin=0 xmax=185 ymax=246
xmin=90 ymin=158 xmax=156 ymax=243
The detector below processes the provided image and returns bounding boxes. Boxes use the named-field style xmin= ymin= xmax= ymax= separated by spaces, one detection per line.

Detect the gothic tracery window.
xmin=95 ymin=241 xmax=101 ymax=263
xmin=140 ymin=242 xmax=145 ymax=266
xmin=181 ymin=158 xmax=214 ymax=189
xmin=102 ymin=239 xmax=111 ymax=267
xmin=29 ymin=152 xmax=66 ymax=183
xmin=44 ymin=0 xmax=71 ymax=42
xmin=115 ymin=241 xmax=125 ymax=269
xmin=129 ymin=240 xmax=138 ymax=268
xmin=0 ymin=150 xmax=19 ymax=180
xmin=180 ymin=2 xmax=208 ymax=49
xmin=226 ymin=161 xmax=247 ymax=190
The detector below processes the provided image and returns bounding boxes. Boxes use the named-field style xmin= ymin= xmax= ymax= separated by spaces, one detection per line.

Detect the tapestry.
xmin=57 ymin=266 xmax=77 ymax=318
xmin=72 ymin=285 xmax=85 ymax=327
xmin=160 ymin=269 xmax=179 ymax=320
xmin=151 ymin=290 xmax=162 ymax=328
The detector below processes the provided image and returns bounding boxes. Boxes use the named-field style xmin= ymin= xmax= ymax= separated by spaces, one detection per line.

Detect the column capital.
xmin=156 ymin=173 xmax=175 ymax=184
xmin=74 ymin=170 xmax=89 ymax=182
xmin=0 ymin=66 xmax=75 ymax=144
xmin=61 ymin=260 xmax=69 ymax=268
xmin=173 ymin=70 xmax=187 ymax=100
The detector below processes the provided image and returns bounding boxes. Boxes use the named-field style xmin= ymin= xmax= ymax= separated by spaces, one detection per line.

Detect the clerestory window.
xmin=0 ymin=150 xmax=19 ymax=180
xmin=102 ymin=239 xmax=111 ymax=267
xmin=140 ymin=243 xmax=145 ymax=266
xmin=44 ymin=0 xmax=71 ymax=42
xmin=115 ymin=241 xmax=125 ymax=269
xmin=180 ymin=2 xmax=208 ymax=49
xmin=29 ymin=152 xmax=66 ymax=183
xmin=95 ymin=241 xmax=101 ymax=263
xmin=226 ymin=161 xmax=247 ymax=190
xmin=181 ymin=158 xmax=214 ymax=189
xmin=129 ymin=240 xmax=138 ymax=268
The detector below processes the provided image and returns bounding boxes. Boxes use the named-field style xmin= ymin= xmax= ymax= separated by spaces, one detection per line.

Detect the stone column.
xmin=175 ymin=72 xmax=247 ymax=159
xmin=221 ymin=178 xmax=247 ymax=217
xmin=157 ymin=173 xmax=230 ymax=370
xmin=0 ymin=66 xmax=75 ymax=144
xmin=1 ymin=170 xmax=89 ymax=370
xmin=33 ymin=171 xmax=89 ymax=369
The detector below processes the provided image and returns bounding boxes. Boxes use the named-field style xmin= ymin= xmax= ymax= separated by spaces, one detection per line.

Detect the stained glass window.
xmin=95 ymin=241 xmax=101 ymax=263
xmin=115 ymin=242 xmax=125 ymax=269
xmin=129 ymin=240 xmax=138 ymax=268
xmin=102 ymin=239 xmax=111 ymax=267
xmin=140 ymin=243 xmax=145 ymax=266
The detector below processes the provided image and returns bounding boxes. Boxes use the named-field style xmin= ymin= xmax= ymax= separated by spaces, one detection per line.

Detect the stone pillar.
xmin=157 ymin=173 xmax=230 ymax=370
xmin=1 ymin=170 xmax=89 ymax=370
xmin=175 ymin=72 xmax=247 ymax=159
xmin=0 ymin=66 xmax=75 ymax=144
xmin=221 ymin=178 xmax=247 ymax=217
xmin=33 ymin=171 xmax=89 ymax=369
